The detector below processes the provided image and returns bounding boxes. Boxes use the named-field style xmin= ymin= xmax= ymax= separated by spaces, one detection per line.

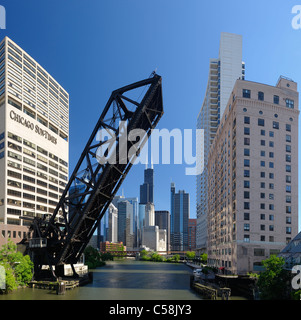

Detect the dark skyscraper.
xmin=140 ymin=166 xmax=154 ymax=204
xmin=170 ymin=182 xmax=189 ymax=251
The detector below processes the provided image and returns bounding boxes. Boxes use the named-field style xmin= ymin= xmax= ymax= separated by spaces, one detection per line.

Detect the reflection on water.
xmin=0 ymin=260 xmax=202 ymax=300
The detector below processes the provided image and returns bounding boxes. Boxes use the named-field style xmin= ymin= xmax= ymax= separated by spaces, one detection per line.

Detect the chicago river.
xmin=0 ymin=260 xmax=202 ymax=300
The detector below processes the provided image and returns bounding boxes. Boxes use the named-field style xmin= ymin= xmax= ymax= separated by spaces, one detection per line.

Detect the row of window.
xmin=5 ymin=131 xmax=68 ymax=165
xmin=243 ymin=231 xmax=292 ymax=243
xmin=7 ymin=40 xmax=69 ymax=101
xmin=242 ymin=88 xmax=295 ymax=109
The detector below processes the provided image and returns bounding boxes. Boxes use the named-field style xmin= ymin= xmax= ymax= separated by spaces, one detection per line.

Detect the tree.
xmin=200 ymin=253 xmax=208 ymax=264
xmin=257 ymin=255 xmax=290 ymax=300
xmin=100 ymin=252 xmax=114 ymax=261
xmin=186 ymin=251 xmax=195 ymax=261
xmin=84 ymin=246 xmax=104 ymax=269
xmin=0 ymin=239 xmax=34 ymax=293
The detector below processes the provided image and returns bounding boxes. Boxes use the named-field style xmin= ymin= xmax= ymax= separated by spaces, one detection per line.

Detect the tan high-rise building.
xmin=207 ymin=76 xmax=299 ymax=275
xmin=0 ymin=37 xmax=69 ymax=246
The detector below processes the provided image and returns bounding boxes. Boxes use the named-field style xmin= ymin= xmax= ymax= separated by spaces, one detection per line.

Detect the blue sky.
xmin=1 ymin=0 xmax=301 ymax=228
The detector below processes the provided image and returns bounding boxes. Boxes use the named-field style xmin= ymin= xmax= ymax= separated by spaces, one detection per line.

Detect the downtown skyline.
xmin=0 ymin=0 xmax=300 ymax=231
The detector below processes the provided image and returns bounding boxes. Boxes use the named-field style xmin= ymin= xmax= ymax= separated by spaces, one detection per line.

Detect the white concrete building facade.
xmin=0 ymin=37 xmax=69 ymax=246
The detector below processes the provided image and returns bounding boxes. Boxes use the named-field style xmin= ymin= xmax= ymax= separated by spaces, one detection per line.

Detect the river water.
xmin=0 ymin=260 xmax=202 ymax=300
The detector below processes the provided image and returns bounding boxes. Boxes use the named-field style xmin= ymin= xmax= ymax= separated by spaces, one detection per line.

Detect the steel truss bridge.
xmin=20 ymin=74 xmax=164 ymax=279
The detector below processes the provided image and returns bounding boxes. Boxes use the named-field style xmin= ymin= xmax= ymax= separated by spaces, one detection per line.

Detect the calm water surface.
xmin=0 ymin=260 xmax=202 ymax=300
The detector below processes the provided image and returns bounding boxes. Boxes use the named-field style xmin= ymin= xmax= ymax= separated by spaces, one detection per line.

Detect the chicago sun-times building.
xmin=0 ymin=37 xmax=69 ymax=246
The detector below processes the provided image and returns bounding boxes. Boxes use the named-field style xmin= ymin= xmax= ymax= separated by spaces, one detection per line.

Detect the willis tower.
xmin=140 ymin=164 xmax=154 ymax=204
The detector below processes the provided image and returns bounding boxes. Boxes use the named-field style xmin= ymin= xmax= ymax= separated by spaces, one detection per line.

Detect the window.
xmin=244 ymin=202 xmax=250 ymax=210
xmin=286 ymin=217 xmax=292 ymax=224
xmin=286 ymin=196 xmax=291 ymax=203
xmin=244 ymin=181 xmax=250 ymax=188
xmin=286 ymin=135 xmax=291 ymax=142
xmin=261 ymin=140 xmax=265 ymax=146
xmin=286 ymin=175 xmax=291 ymax=183
xmin=260 ymin=214 xmax=265 ymax=220
xmin=260 ymin=203 xmax=265 ymax=210
xmin=273 ymin=121 xmax=279 ymax=129
xmin=286 ymin=227 xmax=292 ymax=234
xmin=258 ymin=119 xmax=265 ymax=126
xmin=244 ymin=127 xmax=250 ymax=135
xmin=260 ymin=172 xmax=265 ymax=178
xmin=260 ymin=161 xmax=265 ymax=167
xmin=244 ymin=149 xmax=250 ymax=156
xmin=286 ymin=206 xmax=292 ymax=214
xmin=286 ymin=145 xmax=291 ymax=153
xmin=244 ymin=212 xmax=250 ymax=220
xmin=269 ymin=131 xmax=274 ymax=138
xmin=261 ymin=130 xmax=265 ymax=136
xmin=269 ymin=152 xmax=274 ymax=158
xmin=244 ymin=191 xmax=250 ymax=199
xmin=260 ymin=151 xmax=265 ymax=157
xmin=244 ymin=116 xmax=250 ymax=124
xmin=286 ymin=99 xmax=294 ymax=109
xmin=244 ymin=224 xmax=250 ymax=231
xmin=258 ymin=91 xmax=264 ymax=101
xmin=269 ymin=173 xmax=274 ymax=179
xmin=273 ymin=95 xmax=279 ymax=104
xmin=243 ymin=235 xmax=250 ymax=243
xmin=254 ymin=249 xmax=265 ymax=256
xmin=260 ymin=182 xmax=265 ymax=188
xmin=244 ymin=170 xmax=250 ymax=177
xmin=286 ymin=155 xmax=291 ymax=162
xmin=243 ymin=89 xmax=251 ymax=98
xmin=286 ymin=124 xmax=291 ymax=132
xmin=286 ymin=185 xmax=291 ymax=193
xmin=244 ymin=159 xmax=250 ymax=167
xmin=286 ymin=165 xmax=291 ymax=172
xmin=269 ymin=225 xmax=274 ymax=231
xmin=269 ymin=141 xmax=274 ymax=147
xmin=269 ymin=162 xmax=274 ymax=168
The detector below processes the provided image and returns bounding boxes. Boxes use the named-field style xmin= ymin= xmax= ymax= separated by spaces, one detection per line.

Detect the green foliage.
xmin=166 ymin=254 xmax=180 ymax=263
xmin=140 ymin=249 xmax=148 ymax=257
xmin=84 ymin=246 xmax=105 ymax=269
xmin=100 ymin=252 xmax=114 ymax=261
xmin=150 ymin=252 xmax=163 ymax=262
xmin=0 ymin=239 xmax=33 ymax=293
xmin=186 ymin=251 xmax=195 ymax=260
xmin=200 ymin=253 xmax=208 ymax=264
xmin=257 ymin=255 xmax=290 ymax=300
xmin=291 ymin=289 xmax=301 ymax=300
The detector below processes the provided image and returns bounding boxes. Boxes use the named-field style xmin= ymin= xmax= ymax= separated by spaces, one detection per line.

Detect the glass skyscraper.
xmin=196 ymin=32 xmax=244 ymax=252
xmin=140 ymin=166 xmax=154 ymax=204
xmin=170 ymin=182 xmax=189 ymax=251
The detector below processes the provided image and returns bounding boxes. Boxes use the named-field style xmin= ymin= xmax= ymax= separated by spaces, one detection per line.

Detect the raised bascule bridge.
xmin=19 ymin=73 xmax=164 ymax=280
